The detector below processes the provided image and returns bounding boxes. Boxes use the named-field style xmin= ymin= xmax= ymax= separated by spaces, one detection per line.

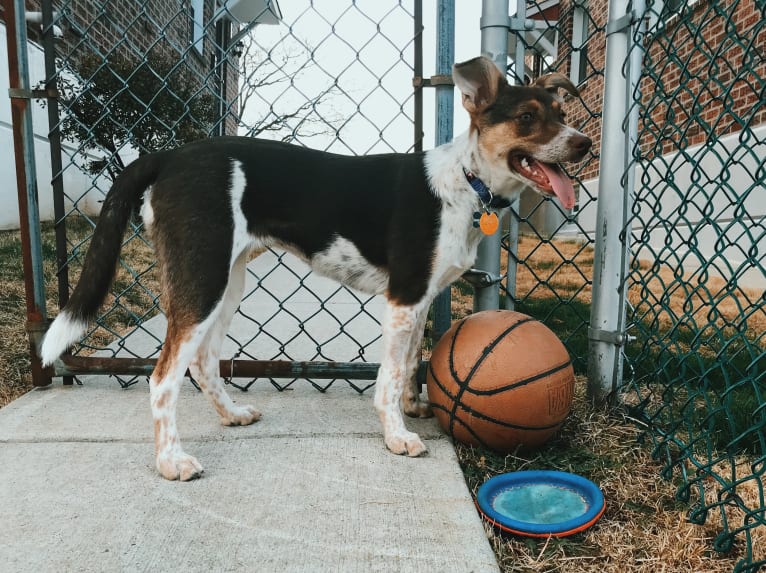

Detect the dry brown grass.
xmin=457 ymin=380 xmax=763 ymax=573
xmin=0 ymin=227 xmax=56 ymax=407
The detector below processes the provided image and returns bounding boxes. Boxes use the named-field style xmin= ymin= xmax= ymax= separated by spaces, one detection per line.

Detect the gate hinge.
xmin=508 ymin=17 xmax=550 ymax=32
xmin=606 ymin=11 xmax=637 ymax=35
xmin=8 ymin=87 xmax=59 ymax=99
xmin=413 ymin=74 xmax=454 ymax=88
xmin=26 ymin=319 xmax=50 ymax=348
xmin=462 ymin=268 xmax=504 ymax=288
xmin=588 ymin=327 xmax=626 ymax=346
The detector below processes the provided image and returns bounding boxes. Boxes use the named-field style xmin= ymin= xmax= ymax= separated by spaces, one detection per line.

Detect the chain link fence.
xmin=500 ymin=0 xmax=605 ymax=373
xmin=622 ymin=0 xmax=765 ymax=569
xmin=6 ymin=0 xmax=765 ymax=569
xmin=505 ymin=0 xmax=765 ymax=569
xmin=38 ymin=0 xmax=420 ymax=391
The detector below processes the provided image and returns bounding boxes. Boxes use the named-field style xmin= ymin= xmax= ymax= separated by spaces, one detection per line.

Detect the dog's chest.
xmin=431 ymin=201 xmax=484 ymax=291
xmin=308 ymin=236 xmax=389 ymax=295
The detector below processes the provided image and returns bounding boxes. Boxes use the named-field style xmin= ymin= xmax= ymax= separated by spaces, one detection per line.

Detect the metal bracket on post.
xmin=412 ymin=74 xmax=454 ymax=88
xmin=462 ymin=268 xmax=504 ymax=289
xmin=588 ymin=327 xmax=626 ymax=347
xmin=606 ymin=11 xmax=636 ymax=35
xmin=507 ymin=17 xmax=549 ymax=31
xmin=8 ymin=87 xmax=59 ymax=99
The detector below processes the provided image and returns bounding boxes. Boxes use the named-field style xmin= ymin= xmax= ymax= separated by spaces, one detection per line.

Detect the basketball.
xmin=427 ymin=310 xmax=574 ymax=452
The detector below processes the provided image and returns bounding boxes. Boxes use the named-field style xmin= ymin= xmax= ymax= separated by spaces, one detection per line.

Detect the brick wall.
xmin=553 ymin=0 xmax=764 ymax=179
xmin=639 ymin=0 xmax=765 ymax=159
xmin=12 ymin=0 xmax=239 ymax=136
xmin=553 ymin=0 xmax=608 ymax=182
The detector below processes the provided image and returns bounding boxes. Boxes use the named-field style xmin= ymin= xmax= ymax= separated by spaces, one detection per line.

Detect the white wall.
xmin=576 ymin=123 xmax=766 ymax=289
xmin=1 ymin=23 xmax=106 ymax=231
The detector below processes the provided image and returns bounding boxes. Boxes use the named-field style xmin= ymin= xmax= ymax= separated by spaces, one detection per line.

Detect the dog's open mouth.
xmin=508 ymin=155 xmax=576 ymax=210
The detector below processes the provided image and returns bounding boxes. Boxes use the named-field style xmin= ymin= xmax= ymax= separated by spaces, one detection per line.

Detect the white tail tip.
xmin=40 ymin=311 xmax=87 ymax=367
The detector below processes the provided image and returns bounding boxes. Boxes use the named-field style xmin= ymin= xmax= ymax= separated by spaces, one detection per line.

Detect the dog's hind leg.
xmin=151 ymin=311 xmax=220 ymax=481
xmin=189 ymin=250 xmax=261 ymax=426
xmin=375 ymin=300 xmax=431 ymax=457
xmin=401 ymin=307 xmax=433 ymax=419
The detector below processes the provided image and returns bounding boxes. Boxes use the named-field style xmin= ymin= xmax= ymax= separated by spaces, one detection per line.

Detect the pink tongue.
xmin=535 ymin=161 xmax=576 ymax=210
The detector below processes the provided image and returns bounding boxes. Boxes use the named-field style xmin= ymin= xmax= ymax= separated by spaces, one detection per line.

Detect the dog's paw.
xmin=385 ymin=431 xmax=428 ymax=457
xmin=402 ymin=398 xmax=434 ymax=419
xmin=157 ymin=453 xmax=204 ymax=481
xmin=221 ymin=405 xmax=261 ymax=427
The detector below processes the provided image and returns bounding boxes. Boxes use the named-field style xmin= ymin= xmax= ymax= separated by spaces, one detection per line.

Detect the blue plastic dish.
xmin=476 ymin=470 xmax=606 ymax=537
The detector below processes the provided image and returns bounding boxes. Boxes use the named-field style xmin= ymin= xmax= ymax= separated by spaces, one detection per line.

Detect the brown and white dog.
xmin=41 ymin=56 xmax=591 ymax=480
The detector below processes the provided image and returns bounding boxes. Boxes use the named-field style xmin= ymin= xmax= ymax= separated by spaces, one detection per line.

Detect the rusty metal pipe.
xmin=3 ymin=0 xmax=51 ymax=387
xmin=53 ymin=357 xmax=429 ymax=386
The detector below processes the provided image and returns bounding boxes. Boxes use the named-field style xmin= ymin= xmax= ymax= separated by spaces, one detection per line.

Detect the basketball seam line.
xmin=467 ymin=360 xmax=573 ymax=396
xmin=443 ymin=316 xmax=550 ymax=440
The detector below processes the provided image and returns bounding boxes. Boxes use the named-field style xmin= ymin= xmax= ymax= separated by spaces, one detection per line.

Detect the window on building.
xmin=646 ymin=0 xmax=689 ymax=31
xmin=570 ymin=0 xmax=589 ymax=86
xmin=190 ymin=0 xmax=205 ymax=54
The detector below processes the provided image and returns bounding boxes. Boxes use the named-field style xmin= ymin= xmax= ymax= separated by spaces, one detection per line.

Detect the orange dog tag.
xmin=479 ymin=211 xmax=499 ymax=235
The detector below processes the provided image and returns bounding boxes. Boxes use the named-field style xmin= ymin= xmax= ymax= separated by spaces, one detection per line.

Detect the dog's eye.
xmin=518 ymin=112 xmax=535 ymax=123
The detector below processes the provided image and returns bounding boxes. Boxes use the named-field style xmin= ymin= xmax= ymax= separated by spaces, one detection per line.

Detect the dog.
xmin=40 ymin=56 xmax=591 ymax=480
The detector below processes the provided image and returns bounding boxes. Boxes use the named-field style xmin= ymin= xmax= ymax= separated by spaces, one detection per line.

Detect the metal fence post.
xmin=474 ymin=0 xmax=510 ymax=312
xmin=587 ymin=0 xmax=644 ymax=404
xmin=3 ymin=0 xmax=51 ymax=387
xmin=502 ymin=0 xmax=526 ymax=311
xmin=431 ymin=0 xmax=455 ymax=342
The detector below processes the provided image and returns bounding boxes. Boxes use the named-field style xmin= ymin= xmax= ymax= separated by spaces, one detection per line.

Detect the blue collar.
xmin=462 ymin=167 xmax=511 ymax=210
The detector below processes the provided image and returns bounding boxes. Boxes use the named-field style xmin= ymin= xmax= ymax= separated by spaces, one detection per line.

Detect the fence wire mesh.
xmin=622 ymin=0 xmax=765 ymax=570
xmin=41 ymin=0 xmax=419 ymax=391
xmin=19 ymin=0 xmax=765 ymax=568
xmin=498 ymin=0 xmax=605 ymax=374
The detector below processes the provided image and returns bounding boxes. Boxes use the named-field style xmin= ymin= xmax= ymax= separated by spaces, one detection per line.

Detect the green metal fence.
xmin=621 ymin=0 xmax=765 ymax=570
xmin=503 ymin=0 xmax=765 ymax=569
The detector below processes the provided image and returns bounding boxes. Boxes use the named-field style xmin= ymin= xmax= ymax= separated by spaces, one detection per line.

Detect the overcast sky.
xmin=239 ymin=1 xmax=486 ymax=154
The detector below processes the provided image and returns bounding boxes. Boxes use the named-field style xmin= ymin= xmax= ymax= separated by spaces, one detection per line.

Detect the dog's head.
xmin=453 ymin=56 xmax=592 ymax=209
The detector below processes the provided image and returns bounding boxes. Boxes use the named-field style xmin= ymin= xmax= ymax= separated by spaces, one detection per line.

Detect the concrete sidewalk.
xmin=0 ymin=253 xmax=500 ymax=573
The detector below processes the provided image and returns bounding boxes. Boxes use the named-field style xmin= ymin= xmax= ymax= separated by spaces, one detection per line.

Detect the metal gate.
xmin=13 ymin=0 xmax=426 ymax=391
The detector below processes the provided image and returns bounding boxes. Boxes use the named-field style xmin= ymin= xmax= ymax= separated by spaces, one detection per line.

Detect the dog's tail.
xmin=40 ymin=152 xmax=166 ymax=367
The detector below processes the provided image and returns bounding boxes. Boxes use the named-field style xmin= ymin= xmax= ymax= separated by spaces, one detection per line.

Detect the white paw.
xmin=385 ymin=431 xmax=428 ymax=457
xmin=221 ymin=404 xmax=261 ymax=426
xmin=157 ymin=452 xmax=204 ymax=481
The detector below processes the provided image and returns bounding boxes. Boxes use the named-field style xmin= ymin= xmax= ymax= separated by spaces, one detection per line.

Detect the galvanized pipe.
xmin=40 ymin=0 xmax=74 ymax=385
xmin=3 ymin=0 xmax=50 ymax=386
xmin=431 ymin=0 xmax=455 ymax=341
xmin=503 ymin=0 xmax=526 ymax=310
xmin=413 ymin=0 xmax=424 ymax=153
xmin=587 ymin=0 xmax=644 ymax=404
xmin=474 ymin=0 xmax=510 ymax=312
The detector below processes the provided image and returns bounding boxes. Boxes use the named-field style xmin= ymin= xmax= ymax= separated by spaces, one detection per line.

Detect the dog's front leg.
xmin=375 ymin=301 xmax=429 ymax=457
xmin=401 ymin=307 xmax=433 ymax=419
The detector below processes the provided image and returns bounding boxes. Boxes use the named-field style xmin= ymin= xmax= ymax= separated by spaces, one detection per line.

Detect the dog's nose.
xmin=573 ymin=133 xmax=592 ymax=153
xmin=571 ymin=133 xmax=592 ymax=157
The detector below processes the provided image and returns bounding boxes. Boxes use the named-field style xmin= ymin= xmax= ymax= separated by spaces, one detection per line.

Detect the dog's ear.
xmin=452 ymin=56 xmax=506 ymax=114
xmin=533 ymin=73 xmax=580 ymax=98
